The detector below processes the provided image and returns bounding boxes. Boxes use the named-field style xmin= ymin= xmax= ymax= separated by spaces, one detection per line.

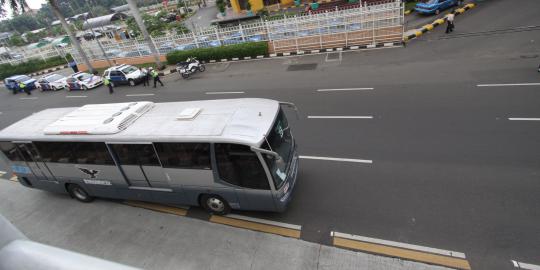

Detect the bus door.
xmin=214 ymin=143 xmax=276 ymax=211
xmin=109 ymin=143 xmax=168 ymax=188
xmin=14 ymin=142 xmax=56 ymax=182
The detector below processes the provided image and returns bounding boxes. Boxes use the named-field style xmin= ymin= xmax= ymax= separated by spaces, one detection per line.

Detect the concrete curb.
xmin=403 ymin=3 xmax=476 ymax=42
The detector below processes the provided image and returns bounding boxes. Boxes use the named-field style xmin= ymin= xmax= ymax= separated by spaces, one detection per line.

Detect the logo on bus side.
xmin=78 ymin=167 xmax=100 ymax=179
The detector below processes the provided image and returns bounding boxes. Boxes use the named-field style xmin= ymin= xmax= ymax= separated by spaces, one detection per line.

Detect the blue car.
xmin=415 ymin=0 xmax=458 ymax=15
xmin=4 ymin=75 xmax=37 ymax=94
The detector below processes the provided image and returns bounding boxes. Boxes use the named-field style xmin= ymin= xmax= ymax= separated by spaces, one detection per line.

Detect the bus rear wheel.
xmin=67 ymin=184 xmax=94 ymax=203
xmin=201 ymin=194 xmax=230 ymax=215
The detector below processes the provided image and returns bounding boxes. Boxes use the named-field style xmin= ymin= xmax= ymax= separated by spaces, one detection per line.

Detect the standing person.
xmin=104 ymin=77 xmax=114 ymax=94
xmin=68 ymin=60 xmax=79 ymax=73
xmin=150 ymin=68 xmax=164 ymax=88
xmin=10 ymin=81 xmax=18 ymax=95
xmin=446 ymin=13 xmax=455 ymax=34
xmin=18 ymin=81 xmax=31 ymax=95
xmin=141 ymin=67 xmax=149 ymax=87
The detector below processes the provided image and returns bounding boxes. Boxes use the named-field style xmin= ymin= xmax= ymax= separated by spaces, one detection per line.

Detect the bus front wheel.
xmin=67 ymin=184 xmax=94 ymax=203
xmin=201 ymin=194 xmax=230 ymax=215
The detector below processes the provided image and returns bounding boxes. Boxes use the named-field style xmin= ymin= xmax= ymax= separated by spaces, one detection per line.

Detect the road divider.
xmin=331 ymin=231 xmax=470 ymax=269
xmin=123 ymin=201 xmax=189 ymax=216
xmin=404 ymin=3 xmax=476 ymax=42
xmin=512 ymin=260 xmax=540 ymax=270
xmin=210 ymin=214 xmax=301 ymax=238
xmin=307 ymin=116 xmax=373 ymax=119
xmin=300 ymin=155 xmax=372 ymax=164
xmin=316 ymin=88 xmax=373 ymax=92
xmin=65 ymin=95 xmax=87 ymax=98
xmin=477 ymin=82 xmax=540 ymax=87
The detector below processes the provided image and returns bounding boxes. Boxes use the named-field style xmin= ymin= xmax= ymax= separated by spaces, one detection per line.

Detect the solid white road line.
xmin=508 ymin=118 xmax=540 ymax=121
xmin=317 ymin=87 xmax=374 ymax=92
xmin=300 ymin=155 xmax=372 ymax=164
xmin=65 ymin=95 xmax=87 ymax=98
xmin=0 ymin=171 xmax=6 ymax=177
xmin=205 ymin=91 xmax=245 ymax=95
xmin=126 ymin=94 xmax=155 ymax=97
xmin=512 ymin=260 xmax=540 ymax=270
xmin=331 ymin=231 xmax=466 ymax=259
xmin=307 ymin=116 xmax=373 ymax=119
xmin=19 ymin=97 xmax=37 ymax=100
xmin=225 ymin=214 xmax=302 ymax=230
xmin=477 ymin=83 xmax=540 ymax=87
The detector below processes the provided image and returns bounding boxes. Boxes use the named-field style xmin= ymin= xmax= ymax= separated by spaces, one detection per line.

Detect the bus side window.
xmin=154 ymin=143 xmax=211 ymax=169
xmin=71 ymin=142 xmax=114 ymax=165
xmin=214 ymin=144 xmax=270 ymax=190
xmin=35 ymin=142 xmax=75 ymax=163
xmin=0 ymin=142 xmax=24 ymax=162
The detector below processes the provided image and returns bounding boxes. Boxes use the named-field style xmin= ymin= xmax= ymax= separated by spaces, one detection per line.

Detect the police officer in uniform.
xmin=150 ymin=68 xmax=164 ymax=88
xmin=18 ymin=81 xmax=31 ymax=95
xmin=104 ymin=77 xmax=114 ymax=94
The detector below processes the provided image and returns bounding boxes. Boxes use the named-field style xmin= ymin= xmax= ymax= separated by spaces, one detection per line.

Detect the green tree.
xmin=0 ymin=0 xmax=28 ymax=15
xmin=7 ymin=34 xmax=25 ymax=46
xmin=127 ymin=0 xmax=164 ymax=69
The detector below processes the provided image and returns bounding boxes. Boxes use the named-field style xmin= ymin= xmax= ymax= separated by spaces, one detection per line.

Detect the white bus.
xmin=0 ymin=99 xmax=299 ymax=214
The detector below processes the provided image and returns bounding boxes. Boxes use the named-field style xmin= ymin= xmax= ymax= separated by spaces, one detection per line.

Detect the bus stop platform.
xmin=0 ymin=179 xmax=453 ymax=270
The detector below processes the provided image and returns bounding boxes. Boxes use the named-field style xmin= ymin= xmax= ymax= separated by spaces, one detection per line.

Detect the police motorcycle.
xmin=176 ymin=57 xmax=205 ymax=79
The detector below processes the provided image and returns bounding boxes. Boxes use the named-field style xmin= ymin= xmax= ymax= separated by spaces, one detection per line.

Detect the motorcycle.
xmin=176 ymin=57 xmax=206 ymax=79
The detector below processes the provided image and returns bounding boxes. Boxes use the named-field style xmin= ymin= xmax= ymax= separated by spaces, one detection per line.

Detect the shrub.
xmin=0 ymin=55 xmax=69 ymax=81
xmin=166 ymin=41 xmax=268 ymax=63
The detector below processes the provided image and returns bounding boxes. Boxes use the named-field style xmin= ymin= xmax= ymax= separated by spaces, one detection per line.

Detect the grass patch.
xmin=405 ymin=1 xmax=418 ymax=10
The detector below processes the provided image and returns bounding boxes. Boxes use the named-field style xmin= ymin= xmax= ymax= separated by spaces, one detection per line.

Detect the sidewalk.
xmin=0 ymin=180 xmax=451 ymax=270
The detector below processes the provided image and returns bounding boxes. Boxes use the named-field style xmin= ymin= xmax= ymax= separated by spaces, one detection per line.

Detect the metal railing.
xmin=66 ymin=0 xmax=403 ymax=63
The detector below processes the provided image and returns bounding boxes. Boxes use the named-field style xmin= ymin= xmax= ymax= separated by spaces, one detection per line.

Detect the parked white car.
xmin=66 ymin=72 xmax=103 ymax=91
xmin=35 ymin=73 xmax=68 ymax=91
xmin=103 ymin=64 xmax=146 ymax=87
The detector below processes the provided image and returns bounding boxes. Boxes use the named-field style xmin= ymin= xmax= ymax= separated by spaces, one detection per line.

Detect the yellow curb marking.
xmin=210 ymin=215 xmax=301 ymax=238
xmin=423 ymin=24 xmax=434 ymax=30
xmin=415 ymin=31 xmax=423 ymax=36
xmin=333 ymin=237 xmax=471 ymax=270
xmin=434 ymin=18 xmax=445 ymax=24
xmin=124 ymin=201 xmax=188 ymax=216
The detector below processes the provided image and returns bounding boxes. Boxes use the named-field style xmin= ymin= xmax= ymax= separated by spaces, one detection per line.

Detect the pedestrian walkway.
xmin=0 ymin=179 xmax=452 ymax=270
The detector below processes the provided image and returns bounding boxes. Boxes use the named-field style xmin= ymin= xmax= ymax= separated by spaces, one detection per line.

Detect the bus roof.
xmin=0 ymin=98 xmax=281 ymax=147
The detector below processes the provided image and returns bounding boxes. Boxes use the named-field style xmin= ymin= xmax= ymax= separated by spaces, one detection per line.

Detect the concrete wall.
xmin=268 ymin=25 xmax=402 ymax=53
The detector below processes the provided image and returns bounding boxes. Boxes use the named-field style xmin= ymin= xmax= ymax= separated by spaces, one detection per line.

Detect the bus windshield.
xmin=263 ymin=108 xmax=293 ymax=189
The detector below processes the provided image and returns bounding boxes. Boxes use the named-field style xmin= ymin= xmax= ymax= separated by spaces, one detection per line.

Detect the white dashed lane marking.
xmin=300 ymin=155 xmax=372 ymax=164
xmin=307 ymin=116 xmax=373 ymax=119
xmin=317 ymin=88 xmax=374 ymax=92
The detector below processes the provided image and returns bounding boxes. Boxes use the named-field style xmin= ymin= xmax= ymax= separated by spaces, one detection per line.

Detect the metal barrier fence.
xmin=0 ymin=46 xmax=70 ymax=66
xmin=64 ymin=0 xmax=403 ymax=64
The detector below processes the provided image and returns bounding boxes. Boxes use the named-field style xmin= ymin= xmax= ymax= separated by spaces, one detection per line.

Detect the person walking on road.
xmin=18 ymin=81 xmax=31 ymax=95
xmin=150 ymin=68 xmax=164 ymax=88
xmin=446 ymin=13 xmax=455 ymax=34
xmin=141 ymin=67 xmax=149 ymax=87
xmin=104 ymin=77 xmax=114 ymax=94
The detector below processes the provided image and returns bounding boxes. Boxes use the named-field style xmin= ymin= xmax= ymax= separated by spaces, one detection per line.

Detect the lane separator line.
xmin=205 ymin=91 xmax=245 ymax=95
xmin=512 ymin=260 xmax=540 ymax=270
xmin=65 ymin=95 xmax=87 ymax=98
xmin=477 ymin=83 xmax=540 ymax=87
xmin=317 ymin=88 xmax=374 ymax=92
xmin=300 ymin=155 xmax=372 ymax=164
xmin=123 ymin=201 xmax=188 ymax=216
xmin=331 ymin=231 xmax=470 ymax=270
xmin=126 ymin=94 xmax=155 ymax=97
xmin=508 ymin=118 xmax=540 ymax=121
xmin=307 ymin=116 xmax=373 ymax=119
xmin=210 ymin=214 xmax=301 ymax=238
xmin=19 ymin=97 xmax=37 ymax=100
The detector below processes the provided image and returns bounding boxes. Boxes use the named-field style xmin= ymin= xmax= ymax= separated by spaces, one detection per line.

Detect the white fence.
xmin=2 ymin=0 xmax=402 ymax=65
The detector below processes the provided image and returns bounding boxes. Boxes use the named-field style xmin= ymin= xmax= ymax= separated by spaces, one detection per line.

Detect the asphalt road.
xmin=1 ymin=0 xmax=540 ymax=269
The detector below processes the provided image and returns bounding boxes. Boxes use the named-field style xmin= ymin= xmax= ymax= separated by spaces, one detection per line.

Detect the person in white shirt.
xmin=446 ymin=13 xmax=455 ymax=34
